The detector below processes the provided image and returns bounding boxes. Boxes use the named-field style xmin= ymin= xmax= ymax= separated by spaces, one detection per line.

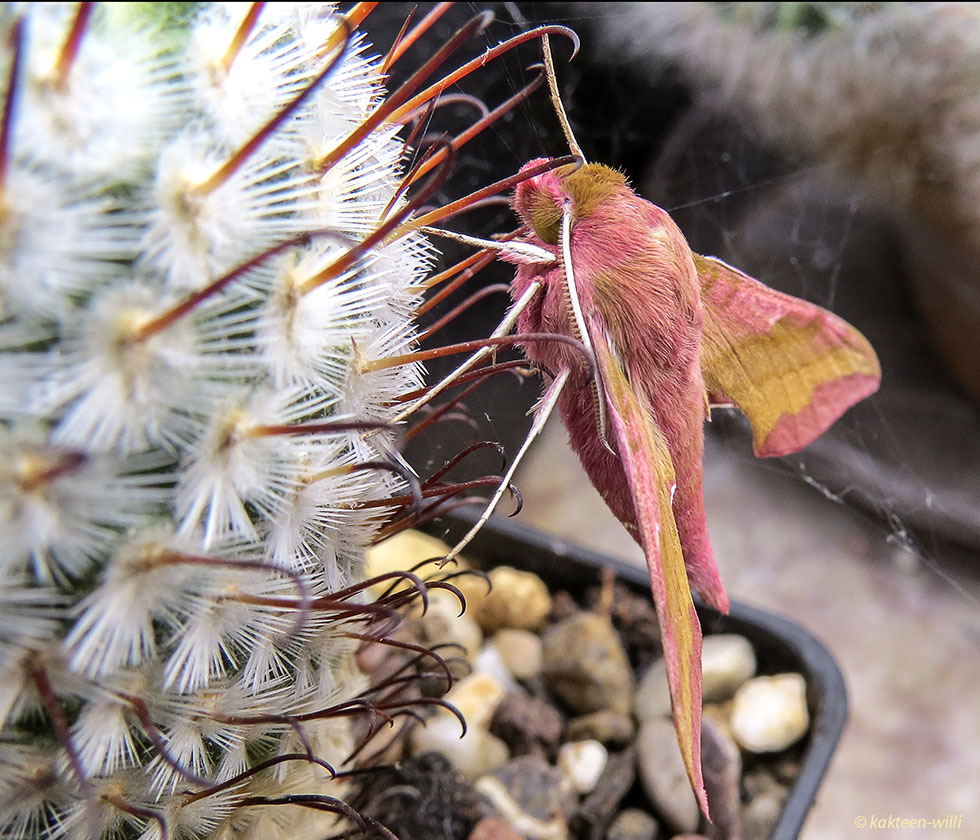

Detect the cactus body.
xmin=0 ymin=5 xmax=430 ymax=838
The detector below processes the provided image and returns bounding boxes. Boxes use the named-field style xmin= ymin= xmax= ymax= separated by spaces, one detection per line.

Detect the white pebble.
xmin=557 ymin=739 xmax=609 ymax=795
xmin=494 ymin=628 xmax=544 ymax=679
xmin=445 ymin=672 xmax=508 ymax=729
xmin=731 ymin=673 xmax=810 ymax=753
xmin=365 ymin=530 xmax=452 ymax=585
xmin=473 ymin=641 xmax=520 ymax=693
xmin=410 ymin=717 xmax=510 ymax=780
xmin=702 ymin=634 xmax=757 ymax=702
xmin=408 ymin=673 xmax=510 ymax=780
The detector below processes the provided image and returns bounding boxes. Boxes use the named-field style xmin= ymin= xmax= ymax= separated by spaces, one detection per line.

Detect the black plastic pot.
xmin=431 ymin=509 xmax=848 ymax=840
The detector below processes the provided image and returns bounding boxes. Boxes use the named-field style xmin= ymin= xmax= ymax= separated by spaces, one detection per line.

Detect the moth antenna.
xmin=442 ymin=368 xmax=570 ymax=562
xmin=542 ymin=33 xmax=586 ymax=163
xmin=560 ymin=207 xmax=614 ymax=453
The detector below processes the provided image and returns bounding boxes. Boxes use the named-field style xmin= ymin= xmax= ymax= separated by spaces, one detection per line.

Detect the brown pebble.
xmin=482 ymin=754 xmax=577 ymax=823
xmin=569 ymin=747 xmax=636 ymax=840
xmin=467 ymin=816 xmax=525 ymax=840
xmin=477 ymin=567 xmax=552 ymax=633
xmin=590 ymin=582 xmax=662 ymax=668
xmin=541 ymin=612 xmax=634 ymax=715
xmin=490 ymin=689 xmax=565 ymax=757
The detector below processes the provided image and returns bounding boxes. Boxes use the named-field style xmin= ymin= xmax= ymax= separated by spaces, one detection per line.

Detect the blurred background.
xmin=362 ymin=4 xmax=980 ymax=837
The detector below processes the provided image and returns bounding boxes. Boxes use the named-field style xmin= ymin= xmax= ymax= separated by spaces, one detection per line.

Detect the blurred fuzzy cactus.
xmin=0 ymin=4 xmax=437 ymax=838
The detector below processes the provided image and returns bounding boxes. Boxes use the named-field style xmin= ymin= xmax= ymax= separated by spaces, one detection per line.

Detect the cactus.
xmin=0 ymin=4 xmax=436 ymax=839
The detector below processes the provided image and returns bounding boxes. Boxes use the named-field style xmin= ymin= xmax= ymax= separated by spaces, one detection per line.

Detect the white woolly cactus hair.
xmin=0 ymin=3 xmax=435 ymax=839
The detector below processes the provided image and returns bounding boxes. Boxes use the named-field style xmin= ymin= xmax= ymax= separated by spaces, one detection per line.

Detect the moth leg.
xmin=442 ymin=367 xmax=570 ymax=562
xmin=420 ymin=226 xmax=554 ymax=265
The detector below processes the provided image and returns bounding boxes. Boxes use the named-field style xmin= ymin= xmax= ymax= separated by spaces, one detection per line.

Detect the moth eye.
xmin=528 ymin=191 xmax=562 ymax=245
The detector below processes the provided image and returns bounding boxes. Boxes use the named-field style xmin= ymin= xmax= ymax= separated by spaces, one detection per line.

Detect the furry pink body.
xmin=506 ymin=157 xmax=879 ymax=818
xmin=511 ymin=161 xmax=728 ymax=612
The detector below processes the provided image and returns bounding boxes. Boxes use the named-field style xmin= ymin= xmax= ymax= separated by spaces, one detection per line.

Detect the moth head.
xmin=513 ymin=159 xmax=628 ymax=245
